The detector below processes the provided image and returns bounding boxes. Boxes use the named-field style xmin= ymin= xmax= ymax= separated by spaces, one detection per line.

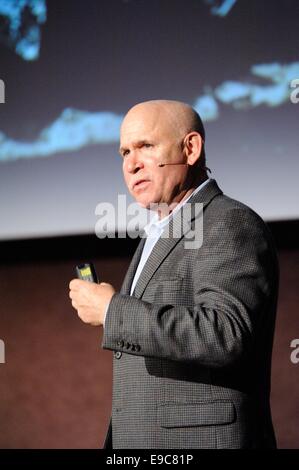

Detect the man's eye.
xmin=122 ymin=150 xmax=129 ymax=157
xmin=144 ymin=143 xmax=152 ymax=148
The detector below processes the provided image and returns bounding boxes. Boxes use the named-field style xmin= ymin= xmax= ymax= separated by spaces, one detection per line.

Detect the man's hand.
xmin=69 ymin=279 xmax=115 ymax=326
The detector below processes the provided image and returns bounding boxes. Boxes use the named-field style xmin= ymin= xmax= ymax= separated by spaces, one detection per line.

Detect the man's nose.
xmin=125 ymin=152 xmax=144 ymax=174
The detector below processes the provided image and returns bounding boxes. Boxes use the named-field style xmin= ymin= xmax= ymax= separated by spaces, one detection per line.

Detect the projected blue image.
xmin=0 ymin=61 xmax=298 ymax=162
xmin=204 ymin=0 xmax=237 ymax=17
xmin=0 ymin=0 xmax=297 ymax=163
xmin=0 ymin=0 xmax=236 ymax=63
xmin=0 ymin=0 xmax=237 ymax=61
xmin=0 ymin=0 xmax=46 ymax=60
xmin=0 ymin=109 xmax=123 ymax=161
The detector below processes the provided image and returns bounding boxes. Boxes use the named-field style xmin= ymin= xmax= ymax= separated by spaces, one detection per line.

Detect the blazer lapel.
xmin=120 ymin=237 xmax=146 ymax=295
xmin=133 ymin=179 xmax=223 ymax=299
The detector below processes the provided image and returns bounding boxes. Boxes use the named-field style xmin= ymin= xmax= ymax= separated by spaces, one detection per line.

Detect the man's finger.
xmin=69 ymin=278 xmax=85 ymax=290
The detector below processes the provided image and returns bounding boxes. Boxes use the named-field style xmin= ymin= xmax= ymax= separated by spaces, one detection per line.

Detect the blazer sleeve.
xmin=102 ymin=207 xmax=279 ymax=368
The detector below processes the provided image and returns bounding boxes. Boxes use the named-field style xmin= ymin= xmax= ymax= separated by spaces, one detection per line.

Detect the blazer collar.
xmin=123 ymin=179 xmax=223 ymax=297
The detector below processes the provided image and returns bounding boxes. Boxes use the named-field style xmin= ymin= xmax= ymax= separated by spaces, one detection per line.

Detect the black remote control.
xmin=75 ymin=263 xmax=99 ymax=283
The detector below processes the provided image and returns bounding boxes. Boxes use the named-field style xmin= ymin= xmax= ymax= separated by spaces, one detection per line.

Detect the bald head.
xmin=122 ymin=100 xmax=205 ymax=143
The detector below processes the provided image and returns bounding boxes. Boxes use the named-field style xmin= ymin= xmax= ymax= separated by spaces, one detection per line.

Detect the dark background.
xmin=0 ymin=226 xmax=298 ymax=448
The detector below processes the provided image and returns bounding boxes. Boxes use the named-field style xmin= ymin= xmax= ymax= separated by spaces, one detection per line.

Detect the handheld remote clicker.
xmin=75 ymin=263 xmax=99 ymax=283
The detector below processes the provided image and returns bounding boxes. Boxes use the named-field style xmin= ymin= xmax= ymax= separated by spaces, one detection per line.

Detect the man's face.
xmin=119 ymin=106 xmax=189 ymax=211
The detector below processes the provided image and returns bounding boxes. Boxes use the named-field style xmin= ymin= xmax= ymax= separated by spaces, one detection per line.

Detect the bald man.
xmin=69 ymin=100 xmax=279 ymax=449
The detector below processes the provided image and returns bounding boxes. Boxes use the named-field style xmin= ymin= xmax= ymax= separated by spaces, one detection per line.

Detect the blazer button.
xmin=116 ymin=340 xmax=124 ymax=348
xmin=114 ymin=351 xmax=122 ymax=359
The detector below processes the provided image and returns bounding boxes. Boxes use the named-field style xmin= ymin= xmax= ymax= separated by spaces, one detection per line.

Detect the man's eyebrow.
xmin=119 ymin=140 xmax=153 ymax=155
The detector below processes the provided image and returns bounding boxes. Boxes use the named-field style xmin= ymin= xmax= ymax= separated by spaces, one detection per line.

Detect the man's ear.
xmin=183 ymin=132 xmax=203 ymax=166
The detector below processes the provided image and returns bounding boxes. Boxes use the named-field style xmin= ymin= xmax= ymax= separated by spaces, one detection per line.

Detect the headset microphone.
xmin=158 ymin=162 xmax=212 ymax=173
xmin=157 ymin=162 xmax=188 ymax=167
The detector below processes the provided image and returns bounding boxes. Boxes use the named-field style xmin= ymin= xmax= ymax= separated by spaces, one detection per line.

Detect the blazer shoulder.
xmin=196 ymin=179 xmax=267 ymax=228
xmin=206 ymin=192 xmax=278 ymax=254
xmin=208 ymin=192 xmax=266 ymax=226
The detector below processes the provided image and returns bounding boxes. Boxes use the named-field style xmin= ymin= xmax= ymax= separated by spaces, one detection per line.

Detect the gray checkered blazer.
xmin=102 ymin=179 xmax=279 ymax=449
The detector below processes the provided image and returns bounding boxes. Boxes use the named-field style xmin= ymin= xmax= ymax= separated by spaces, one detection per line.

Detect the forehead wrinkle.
xmin=120 ymin=125 xmax=156 ymax=152
xmin=119 ymin=138 xmax=150 ymax=154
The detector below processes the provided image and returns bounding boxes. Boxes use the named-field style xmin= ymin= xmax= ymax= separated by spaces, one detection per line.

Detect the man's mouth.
xmin=133 ymin=179 xmax=151 ymax=190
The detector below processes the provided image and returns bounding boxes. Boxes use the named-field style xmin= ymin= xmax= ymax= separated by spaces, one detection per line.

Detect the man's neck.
xmin=157 ymin=174 xmax=209 ymax=220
